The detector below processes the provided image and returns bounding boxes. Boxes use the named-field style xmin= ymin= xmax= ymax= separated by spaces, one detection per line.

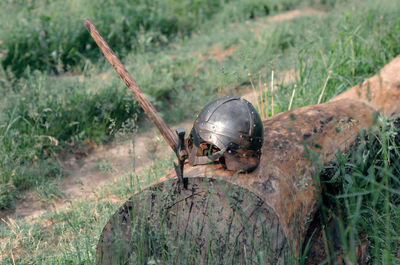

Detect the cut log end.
xmin=96 ymin=177 xmax=290 ymax=265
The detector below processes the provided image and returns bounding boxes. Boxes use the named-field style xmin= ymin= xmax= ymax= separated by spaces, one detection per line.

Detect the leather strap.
xmin=188 ymin=145 xmax=226 ymax=165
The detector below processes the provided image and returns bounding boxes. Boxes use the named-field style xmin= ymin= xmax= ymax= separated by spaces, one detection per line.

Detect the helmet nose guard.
xmin=188 ymin=96 xmax=264 ymax=172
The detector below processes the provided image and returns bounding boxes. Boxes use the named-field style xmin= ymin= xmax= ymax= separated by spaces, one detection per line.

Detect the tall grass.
xmin=254 ymin=1 xmax=400 ymax=113
xmin=0 ymin=71 xmax=139 ymax=208
xmin=314 ymin=117 xmax=400 ymax=263
xmin=0 ymin=0 xmax=317 ymax=77
xmin=0 ymin=0 xmax=400 ymax=263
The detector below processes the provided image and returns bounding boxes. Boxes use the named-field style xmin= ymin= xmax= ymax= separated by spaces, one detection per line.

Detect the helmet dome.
xmin=188 ymin=96 xmax=263 ymax=172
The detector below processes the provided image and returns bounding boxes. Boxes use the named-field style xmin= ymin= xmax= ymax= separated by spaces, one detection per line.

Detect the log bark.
xmin=96 ymin=56 xmax=400 ymax=264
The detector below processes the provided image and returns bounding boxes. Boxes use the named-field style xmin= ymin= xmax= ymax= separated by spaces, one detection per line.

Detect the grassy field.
xmin=0 ymin=0 xmax=313 ymax=77
xmin=1 ymin=0 xmax=400 ymax=263
xmin=0 ymin=0 xmax=322 ymax=210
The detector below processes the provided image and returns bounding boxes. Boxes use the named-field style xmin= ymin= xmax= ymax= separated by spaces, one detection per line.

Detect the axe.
xmin=83 ymin=18 xmax=187 ymax=184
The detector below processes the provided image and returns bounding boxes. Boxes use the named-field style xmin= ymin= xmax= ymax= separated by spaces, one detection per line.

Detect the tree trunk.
xmin=96 ymin=56 xmax=400 ymax=265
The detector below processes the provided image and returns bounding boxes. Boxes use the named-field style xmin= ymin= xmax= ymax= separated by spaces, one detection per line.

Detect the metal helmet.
xmin=188 ymin=96 xmax=264 ymax=172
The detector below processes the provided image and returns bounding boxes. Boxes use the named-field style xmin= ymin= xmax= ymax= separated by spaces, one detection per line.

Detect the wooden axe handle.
xmin=83 ymin=18 xmax=178 ymax=151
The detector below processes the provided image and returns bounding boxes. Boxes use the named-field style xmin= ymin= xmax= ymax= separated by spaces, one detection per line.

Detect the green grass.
xmin=315 ymin=117 xmax=400 ymax=263
xmin=0 ymin=71 xmax=139 ymax=208
xmin=0 ymin=0 xmax=400 ymax=263
xmin=0 ymin=0 xmax=312 ymax=77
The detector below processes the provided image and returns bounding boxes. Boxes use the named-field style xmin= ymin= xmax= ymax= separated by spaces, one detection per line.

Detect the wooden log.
xmin=96 ymin=56 xmax=400 ymax=264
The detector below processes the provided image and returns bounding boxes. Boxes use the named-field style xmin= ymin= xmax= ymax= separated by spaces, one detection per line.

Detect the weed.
xmin=97 ymin=159 xmax=113 ymax=174
xmin=35 ymin=178 xmax=64 ymax=204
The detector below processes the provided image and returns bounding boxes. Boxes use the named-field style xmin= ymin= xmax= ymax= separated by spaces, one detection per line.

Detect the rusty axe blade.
xmin=83 ymin=18 xmax=179 ymax=153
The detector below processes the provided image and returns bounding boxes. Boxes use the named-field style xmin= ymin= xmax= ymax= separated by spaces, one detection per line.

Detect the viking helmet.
xmin=188 ymin=96 xmax=263 ymax=172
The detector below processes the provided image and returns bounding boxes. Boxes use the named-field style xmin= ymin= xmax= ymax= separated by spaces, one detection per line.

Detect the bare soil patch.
xmin=209 ymin=44 xmax=238 ymax=62
xmin=0 ymin=121 xmax=192 ymax=221
xmin=266 ymin=8 xmax=324 ymax=22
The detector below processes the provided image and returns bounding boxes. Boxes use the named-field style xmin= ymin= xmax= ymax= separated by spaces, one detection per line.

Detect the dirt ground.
xmin=0 ymin=121 xmax=192 ymax=221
